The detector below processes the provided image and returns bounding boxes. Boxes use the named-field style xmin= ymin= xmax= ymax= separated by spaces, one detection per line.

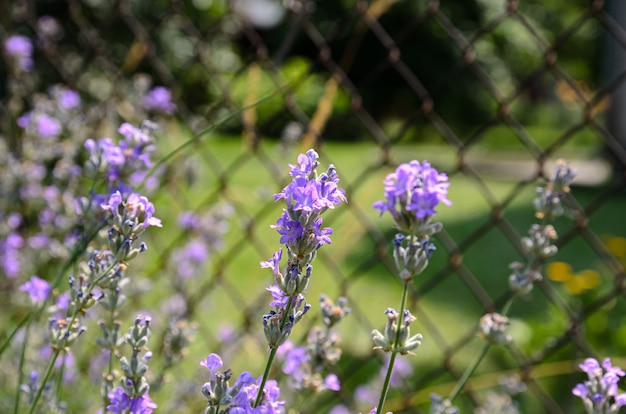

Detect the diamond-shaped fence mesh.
xmin=2 ymin=0 xmax=626 ymax=413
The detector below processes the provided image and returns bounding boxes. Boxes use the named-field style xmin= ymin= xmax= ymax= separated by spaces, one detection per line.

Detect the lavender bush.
xmin=2 ymin=12 xmax=625 ymax=414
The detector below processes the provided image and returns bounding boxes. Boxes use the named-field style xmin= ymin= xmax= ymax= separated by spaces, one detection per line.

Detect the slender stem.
xmin=14 ymin=324 xmax=29 ymax=414
xmin=54 ymin=352 xmax=66 ymax=402
xmin=28 ymin=349 xmax=60 ymax=414
xmin=31 ymin=253 xmax=120 ymax=414
xmin=375 ymin=281 xmax=409 ymax=414
xmin=447 ymin=294 xmax=517 ymax=402
xmin=0 ymin=219 xmax=100 ymax=362
xmin=0 ymin=312 xmax=31 ymax=360
xmin=254 ymin=349 xmax=279 ymax=409
xmin=253 ymin=295 xmax=295 ymax=407
xmin=0 ymin=233 xmax=92 ymax=362
xmin=102 ymin=289 xmax=122 ymax=413
xmin=448 ymin=341 xmax=490 ymax=402
xmin=500 ymin=295 xmax=515 ymax=317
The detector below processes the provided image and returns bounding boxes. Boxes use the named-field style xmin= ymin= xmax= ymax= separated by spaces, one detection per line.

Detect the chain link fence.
xmin=2 ymin=0 xmax=626 ymax=413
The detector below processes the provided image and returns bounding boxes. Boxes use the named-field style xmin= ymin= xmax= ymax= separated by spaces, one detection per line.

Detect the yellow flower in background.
xmin=606 ymin=236 xmax=626 ymax=262
xmin=547 ymin=261 xmax=600 ymax=295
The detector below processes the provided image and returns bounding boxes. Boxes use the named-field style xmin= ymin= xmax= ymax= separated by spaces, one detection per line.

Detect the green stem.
xmin=253 ymin=295 xmax=295 ymax=407
xmin=54 ymin=352 xmax=66 ymax=403
xmin=31 ymin=255 xmax=119 ymax=414
xmin=0 ymin=312 xmax=31 ymax=360
xmin=375 ymin=281 xmax=409 ymax=414
xmin=28 ymin=349 xmax=60 ymax=414
xmin=448 ymin=341 xmax=490 ymax=402
xmin=0 ymin=234 xmax=92 ymax=363
xmin=500 ymin=295 xmax=515 ymax=317
xmin=14 ymin=324 xmax=29 ymax=414
xmin=102 ymin=289 xmax=122 ymax=413
xmin=0 ymin=217 xmax=101 ymax=362
xmin=447 ymin=295 xmax=517 ymax=402
xmin=253 ymin=347 xmax=279 ymax=408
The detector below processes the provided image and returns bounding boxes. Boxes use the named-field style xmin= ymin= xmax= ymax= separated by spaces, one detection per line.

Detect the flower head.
xmin=58 ymin=89 xmax=81 ymax=110
xmin=84 ymin=121 xmax=157 ymax=190
xmin=573 ymin=357 xmax=626 ymax=413
xmin=20 ymin=276 xmax=50 ymax=303
xmin=5 ymin=35 xmax=33 ymax=71
xmin=142 ymin=86 xmax=177 ymax=114
xmin=102 ymin=191 xmax=162 ymax=231
xmin=107 ymin=387 xmax=157 ymax=414
xmin=374 ymin=160 xmax=450 ymax=236
xmin=200 ymin=353 xmax=223 ymax=373
xmin=272 ymin=149 xmax=346 ymax=262
xmin=478 ymin=313 xmax=511 ymax=345
xmin=372 ymin=309 xmax=422 ymax=355
xmin=200 ymin=354 xmax=284 ymax=412
xmin=534 ymin=159 xmax=576 ymax=220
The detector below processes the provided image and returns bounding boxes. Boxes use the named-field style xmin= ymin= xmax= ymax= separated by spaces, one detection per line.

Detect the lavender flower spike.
xmin=373 ymin=160 xmax=451 ymax=236
xmin=573 ymin=357 xmax=626 ymax=414
xmin=272 ymin=149 xmax=346 ymax=263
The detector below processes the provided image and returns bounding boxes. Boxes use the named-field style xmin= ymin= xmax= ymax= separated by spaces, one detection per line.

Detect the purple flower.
xmin=354 ymin=384 xmax=379 ymax=407
xmin=289 ymin=149 xmax=318 ymax=178
xmin=273 ymin=213 xmax=303 ymax=244
xmin=178 ymin=211 xmax=199 ymax=230
xmin=309 ymin=217 xmax=333 ymax=246
xmin=258 ymin=379 xmax=284 ymax=413
xmin=260 ymin=249 xmax=283 ymax=278
xmin=4 ymin=35 xmax=33 ymax=71
xmin=573 ymin=357 xmax=626 ymax=412
xmin=16 ymin=112 xmax=62 ymax=138
xmin=20 ymin=275 xmax=50 ymax=303
xmin=200 ymin=353 xmax=223 ymax=372
xmin=118 ymin=123 xmax=152 ymax=145
xmin=218 ymin=324 xmax=236 ymax=343
xmin=235 ymin=371 xmax=256 ymax=388
xmin=17 ymin=113 xmax=31 ymax=129
xmin=6 ymin=212 xmax=22 ymax=229
xmin=173 ymin=239 xmax=208 ymax=278
xmin=101 ymin=191 xmax=124 ymax=214
xmin=36 ymin=114 xmax=62 ymax=138
xmin=373 ymin=160 xmax=451 ymax=234
xmin=85 ymin=137 xmax=125 ymax=171
xmin=56 ymin=291 xmax=71 ymax=310
xmin=274 ymin=149 xmax=346 ymax=219
xmin=85 ymin=122 xmax=157 ymax=189
xmin=1 ymin=232 xmax=23 ymax=278
xmin=282 ymin=344 xmax=308 ymax=377
xmin=200 ymin=358 xmax=284 ymax=413
xmin=102 ymin=191 xmax=162 ymax=229
xmin=142 ymin=86 xmax=177 ymax=114
xmin=325 ymin=373 xmax=340 ymax=391
xmin=58 ymin=89 xmax=81 ymax=110
xmin=107 ymin=387 xmax=157 ymax=413
xmin=267 ymin=285 xmax=289 ymax=307
xmin=127 ymin=193 xmax=162 ymax=228
xmin=329 ymin=405 xmax=351 ymax=414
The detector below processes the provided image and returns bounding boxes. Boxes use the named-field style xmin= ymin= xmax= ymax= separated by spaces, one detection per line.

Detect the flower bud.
xmin=478 ymin=313 xmax=511 ymax=345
